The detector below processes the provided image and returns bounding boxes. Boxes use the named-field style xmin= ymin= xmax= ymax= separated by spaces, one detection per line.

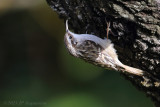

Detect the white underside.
xmin=68 ymin=31 xmax=112 ymax=49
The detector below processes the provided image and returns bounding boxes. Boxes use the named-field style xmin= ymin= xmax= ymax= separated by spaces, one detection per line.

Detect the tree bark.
xmin=46 ymin=0 xmax=160 ymax=106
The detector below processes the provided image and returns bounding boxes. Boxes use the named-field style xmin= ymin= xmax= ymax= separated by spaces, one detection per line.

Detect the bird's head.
xmin=64 ymin=20 xmax=79 ymax=57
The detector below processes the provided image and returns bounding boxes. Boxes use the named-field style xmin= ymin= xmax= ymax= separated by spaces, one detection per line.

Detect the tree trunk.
xmin=46 ymin=0 xmax=160 ymax=106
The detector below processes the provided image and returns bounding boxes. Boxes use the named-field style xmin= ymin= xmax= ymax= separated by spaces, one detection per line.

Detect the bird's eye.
xmin=69 ymin=36 xmax=72 ymax=39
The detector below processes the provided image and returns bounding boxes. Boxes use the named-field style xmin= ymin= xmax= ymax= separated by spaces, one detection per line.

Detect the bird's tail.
xmin=121 ymin=64 xmax=143 ymax=76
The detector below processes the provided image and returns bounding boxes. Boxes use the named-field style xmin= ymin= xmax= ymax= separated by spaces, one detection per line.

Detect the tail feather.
xmin=122 ymin=65 xmax=143 ymax=76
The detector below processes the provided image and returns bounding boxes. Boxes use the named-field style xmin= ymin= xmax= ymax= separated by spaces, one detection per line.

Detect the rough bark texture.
xmin=46 ymin=0 xmax=160 ymax=106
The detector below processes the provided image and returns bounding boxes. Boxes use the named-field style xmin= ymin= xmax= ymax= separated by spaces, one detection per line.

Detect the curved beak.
xmin=66 ymin=20 xmax=69 ymax=32
xmin=65 ymin=20 xmax=76 ymax=37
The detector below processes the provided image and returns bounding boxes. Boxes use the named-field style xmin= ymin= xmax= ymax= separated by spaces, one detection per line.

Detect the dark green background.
xmin=0 ymin=0 xmax=154 ymax=107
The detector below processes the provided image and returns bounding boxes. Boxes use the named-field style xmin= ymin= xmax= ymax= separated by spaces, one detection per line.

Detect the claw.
xmin=106 ymin=22 xmax=110 ymax=39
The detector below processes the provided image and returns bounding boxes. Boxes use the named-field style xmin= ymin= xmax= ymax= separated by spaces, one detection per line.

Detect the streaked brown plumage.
xmin=64 ymin=20 xmax=143 ymax=76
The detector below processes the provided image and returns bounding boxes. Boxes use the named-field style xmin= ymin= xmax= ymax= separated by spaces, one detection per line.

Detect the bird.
xmin=64 ymin=20 xmax=143 ymax=76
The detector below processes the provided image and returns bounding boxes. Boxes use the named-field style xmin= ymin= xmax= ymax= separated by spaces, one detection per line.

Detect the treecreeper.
xmin=64 ymin=20 xmax=143 ymax=76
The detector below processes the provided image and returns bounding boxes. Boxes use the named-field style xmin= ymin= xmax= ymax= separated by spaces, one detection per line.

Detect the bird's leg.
xmin=106 ymin=22 xmax=117 ymax=38
xmin=106 ymin=22 xmax=110 ymax=39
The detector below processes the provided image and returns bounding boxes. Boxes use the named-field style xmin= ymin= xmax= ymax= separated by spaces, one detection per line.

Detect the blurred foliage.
xmin=0 ymin=0 xmax=154 ymax=107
